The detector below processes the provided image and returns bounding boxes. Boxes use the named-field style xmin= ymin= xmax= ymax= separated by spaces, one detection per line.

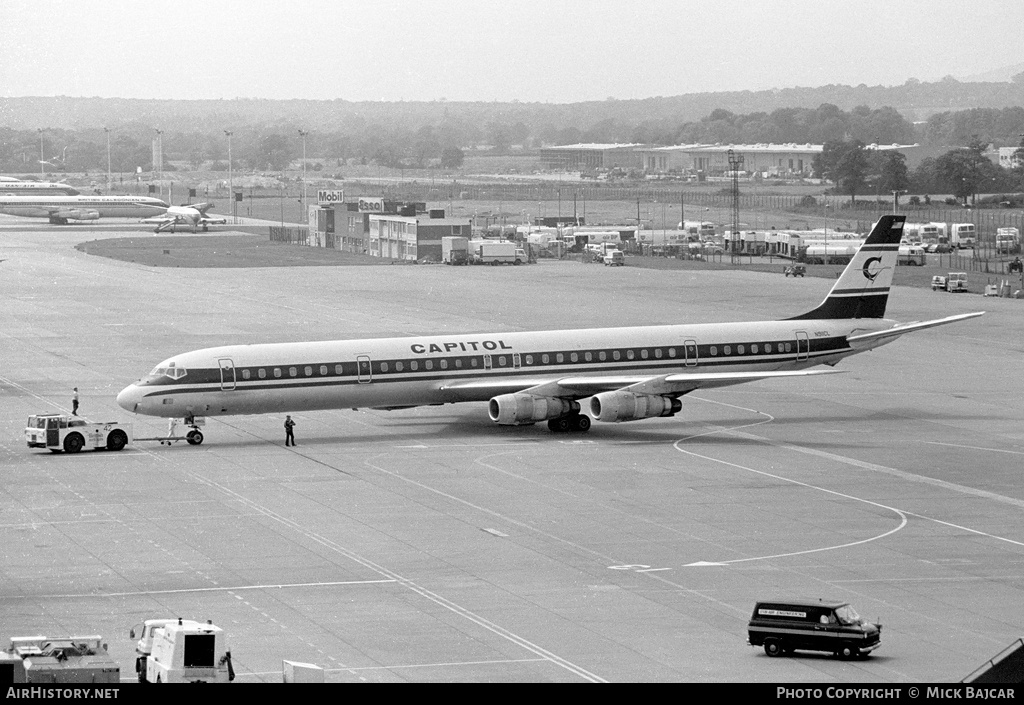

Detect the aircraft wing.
xmin=141 ymin=214 xmax=180 ymax=225
xmin=846 ymin=312 xmax=984 ymax=350
xmin=439 ymin=369 xmax=842 ymax=401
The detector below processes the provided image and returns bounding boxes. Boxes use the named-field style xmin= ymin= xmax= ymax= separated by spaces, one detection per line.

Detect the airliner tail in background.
xmin=117 ymin=215 xmax=984 ymax=441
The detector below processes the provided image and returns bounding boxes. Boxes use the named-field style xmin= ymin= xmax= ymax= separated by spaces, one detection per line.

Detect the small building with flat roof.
xmin=635 ymin=143 xmax=918 ymax=177
xmin=369 ymin=211 xmax=472 ymax=262
xmin=539 ymin=143 xmax=646 ymax=171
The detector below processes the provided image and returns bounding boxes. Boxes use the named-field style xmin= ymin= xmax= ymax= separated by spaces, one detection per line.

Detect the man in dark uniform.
xmin=284 ymin=415 xmax=296 ymax=446
xmin=72 ymin=388 xmax=79 ymax=416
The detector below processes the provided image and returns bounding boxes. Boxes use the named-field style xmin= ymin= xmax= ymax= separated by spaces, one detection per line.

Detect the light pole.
xmin=891 ymin=189 xmax=906 ymax=215
xmin=154 ymin=129 xmax=163 ymax=199
xmin=103 ymin=128 xmax=111 ymax=192
xmin=298 ymin=129 xmax=308 ymax=223
xmin=822 ymin=197 xmax=832 ymax=265
xmin=224 ymin=130 xmax=233 ymax=224
xmin=38 ymin=128 xmax=45 ymax=176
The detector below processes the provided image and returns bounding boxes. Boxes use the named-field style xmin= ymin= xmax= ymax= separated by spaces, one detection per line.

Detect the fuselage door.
xmin=218 ymin=358 xmax=236 ymax=391
xmin=683 ymin=339 xmax=698 ymax=367
xmin=795 ymin=331 xmax=810 ymax=361
xmin=356 ymin=355 xmax=372 ymax=384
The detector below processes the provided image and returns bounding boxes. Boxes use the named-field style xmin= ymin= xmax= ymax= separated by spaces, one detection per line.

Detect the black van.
xmin=748 ymin=599 xmax=881 ymax=658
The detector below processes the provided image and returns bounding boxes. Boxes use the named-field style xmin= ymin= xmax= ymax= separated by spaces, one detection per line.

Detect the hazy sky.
xmin=3 ymin=0 xmax=1022 ymax=102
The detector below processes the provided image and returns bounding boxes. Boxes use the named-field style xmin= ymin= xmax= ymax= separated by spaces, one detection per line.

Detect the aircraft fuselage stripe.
xmin=132 ymin=336 xmax=853 ymax=400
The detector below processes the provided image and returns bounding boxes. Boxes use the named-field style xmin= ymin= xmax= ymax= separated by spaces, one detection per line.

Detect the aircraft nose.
xmin=116 ymin=384 xmax=141 ymax=413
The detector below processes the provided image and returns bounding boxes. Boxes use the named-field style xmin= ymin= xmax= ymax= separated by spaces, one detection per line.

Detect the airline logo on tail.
xmin=862 ymin=257 xmax=885 ymax=282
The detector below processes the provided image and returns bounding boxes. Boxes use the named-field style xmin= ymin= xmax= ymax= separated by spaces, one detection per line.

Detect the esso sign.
xmin=357 ymin=197 xmax=384 ymax=213
xmin=317 ymin=189 xmax=344 ymax=205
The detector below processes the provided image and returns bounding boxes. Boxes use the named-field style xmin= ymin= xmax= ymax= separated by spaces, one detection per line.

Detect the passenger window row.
xmin=230 ymin=338 xmax=807 ymax=382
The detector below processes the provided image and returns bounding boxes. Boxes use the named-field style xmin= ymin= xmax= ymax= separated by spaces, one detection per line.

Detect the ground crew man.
xmin=72 ymin=388 xmax=79 ymax=416
xmin=284 ymin=415 xmax=296 ymax=446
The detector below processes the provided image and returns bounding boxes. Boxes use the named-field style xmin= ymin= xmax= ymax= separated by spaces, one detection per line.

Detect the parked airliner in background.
xmin=0 ymin=176 xmax=80 ymax=196
xmin=142 ymin=202 xmax=228 ymax=233
xmin=117 ymin=215 xmax=983 ymax=444
xmin=0 ymin=194 xmax=169 ymax=224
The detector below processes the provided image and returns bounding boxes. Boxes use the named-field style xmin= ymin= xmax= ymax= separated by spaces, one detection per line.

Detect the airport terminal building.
xmin=540 ymin=142 xmax=917 ymax=178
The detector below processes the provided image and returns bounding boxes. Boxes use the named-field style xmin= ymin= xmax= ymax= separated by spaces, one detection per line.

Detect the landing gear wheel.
xmin=186 ymin=430 xmax=204 ymax=446
xmin=547 ymin=417 xmax=572 ymax=433
xmin=764 ymin=639 xmax=784 ymax=657
xmin=571 ymin=414 xmax=591 ymax=432
xmin=63 ymin=433 xmax=84 ymax=453
xmin=547 ymin=414 xmax=591 ymax=433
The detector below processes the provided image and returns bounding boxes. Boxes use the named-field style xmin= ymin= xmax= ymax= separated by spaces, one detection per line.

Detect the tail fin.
xmin=788 ymin=215 xmax=905 ymax=320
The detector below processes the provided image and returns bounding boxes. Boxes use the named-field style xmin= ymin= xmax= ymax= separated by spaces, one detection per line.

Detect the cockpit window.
xmin=149 ymin=363 xmax=188 ymax=380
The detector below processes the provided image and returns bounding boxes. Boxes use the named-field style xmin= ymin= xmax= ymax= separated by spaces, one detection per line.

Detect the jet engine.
xmin=488 ymin=394 xmax=580 ymax=425
xmin=57 ymin=209 xmax=100 ymax=221
xmin=589 ymin=391 xmax=682 ymax=423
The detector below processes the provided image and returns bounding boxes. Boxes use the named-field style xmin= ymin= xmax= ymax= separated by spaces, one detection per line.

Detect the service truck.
xmin=471 ymin=240 xmax=524 ymax=265
xmin=946 ymin=271 xmax=969 ymax=293
xmin=897 ymin=245 xmax=926 ymax=266
xmin=951 ymin=223 xmax=977 ymax=249
xmin=441 ymin=236 xmax=470 ymax=265
xmin=996 ymin=227 xmax=1020 ymax=255
xmin=130 ymin=618 xmax=233 ymax=683
xmin=603 ymin=250 xmax=625 ymax=266
xmin=0 ymin=635 xmax=119 ymax=683
xmin=26 ymin=414 xmax=131 ymax=453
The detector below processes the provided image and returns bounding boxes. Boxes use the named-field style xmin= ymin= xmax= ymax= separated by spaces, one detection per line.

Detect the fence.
xmin=269 ymin=226 xmax=308 ymax=243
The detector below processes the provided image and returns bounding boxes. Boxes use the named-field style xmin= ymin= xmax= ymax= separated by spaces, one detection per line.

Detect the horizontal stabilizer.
xmin=846 ymin=312 xmax=985 ymax=350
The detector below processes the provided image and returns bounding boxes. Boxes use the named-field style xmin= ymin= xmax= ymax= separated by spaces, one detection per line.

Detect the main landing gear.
xmin=547 ymin=413 xmax=592 ymax=433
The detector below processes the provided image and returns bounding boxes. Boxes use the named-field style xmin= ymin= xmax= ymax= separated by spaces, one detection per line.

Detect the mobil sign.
xmin=317 ymin=189 xmax=344 ymax=205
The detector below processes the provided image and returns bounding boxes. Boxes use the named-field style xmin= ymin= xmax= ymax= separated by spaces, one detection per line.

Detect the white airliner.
xmin=116 ymin=215 xmax=983 ymax=444
xmin=142 ymin=202 xmax=228 ymax=233
xmin=0 ymin=176 xmax=81 ymax=196
xmin=0 ymin=195 xmax=169 ymax=224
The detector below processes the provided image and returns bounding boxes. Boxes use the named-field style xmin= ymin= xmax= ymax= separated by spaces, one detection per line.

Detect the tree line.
xmin=814 ymin=137 xmax=1021 ymax=206
xmin=4 ymin=104 xmax=1024 ymax=197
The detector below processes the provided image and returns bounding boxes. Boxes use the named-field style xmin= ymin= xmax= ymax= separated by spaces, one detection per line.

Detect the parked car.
xmin=784 ymin=264 xmax=806 ymax=277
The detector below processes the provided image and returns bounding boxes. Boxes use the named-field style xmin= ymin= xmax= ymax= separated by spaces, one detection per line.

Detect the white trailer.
xmin=441 ymin=236 xmax=470 ymax=265
xmin=471 ymin=240 xmax=524 ymax=265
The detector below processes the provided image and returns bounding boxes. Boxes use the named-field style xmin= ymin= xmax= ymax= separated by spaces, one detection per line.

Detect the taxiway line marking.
xmin=730 ymin=430 xmax=1024 ymax=511
xmin=3 ymin=579 xmax=397 ymax=600
xmin=922 ymin=441 xmax=1024 ymax=457
xmin=189 ymin=469 xmax=609 ymax=684
xmin=686 ymin=397 xmax=1024 ymax=552
xmin=673 ymin=440 xmax=909 ymax=565
xmin=325 ymin=657 xmax=550 ymax=672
